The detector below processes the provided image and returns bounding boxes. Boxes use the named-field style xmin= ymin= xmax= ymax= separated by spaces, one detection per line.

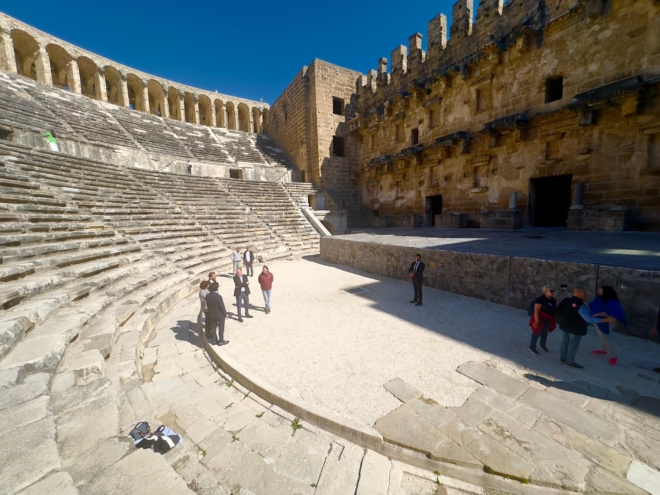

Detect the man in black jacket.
xmin=408 ymin=254 xmax=425 ymax=306
xmin=233 ymin=268 xmax=252 ymax=322
xmin=243 ymin=246 xmax=255 ymax=277
xmin=205 ymin=282 xmax=229 ymax=345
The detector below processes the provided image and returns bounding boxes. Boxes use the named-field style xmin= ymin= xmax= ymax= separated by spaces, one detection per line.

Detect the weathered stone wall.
xmin=267 ymin=60 xmax=364 ymax=226
xmin=320 ymin=237 xmax=660 ymax=339
xmin=351 ymin=0 xmax=660 ymax=229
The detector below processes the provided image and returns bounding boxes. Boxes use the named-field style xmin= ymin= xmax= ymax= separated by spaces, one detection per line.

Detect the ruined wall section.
xmin=267 ymin=67 xmax=311 ymax=181
xmin=351 ymin=0 xmax=660 ymax=228
xmin=307 ymin=60 xmax=363 ymax=223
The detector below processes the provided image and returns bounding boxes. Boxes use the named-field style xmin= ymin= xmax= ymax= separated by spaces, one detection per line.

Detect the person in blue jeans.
xmin=556 ymin=288 xmax=615 ymax=369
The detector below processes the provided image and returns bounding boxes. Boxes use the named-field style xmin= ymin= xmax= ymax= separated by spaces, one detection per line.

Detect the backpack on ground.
xmin=129 ymin=421 xmax=149 ymax=441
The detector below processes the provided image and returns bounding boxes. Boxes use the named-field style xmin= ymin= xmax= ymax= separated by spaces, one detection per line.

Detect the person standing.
xmin=590 ymin=286 xmax=626 ymax=365
xmin=230 ymin=248 xmax=242 ymax=274
xmin=208 ymin=271 xmax=218 ymax=285
xmin=198 ymin=281 xmax=210 ymax=337
xmin=408 ymin=254 xmax=425 ymax=306
xmin=233 ymin=268 xmax=252 ymax=322
xmin=243 ymin=246 xmax=255 ymax=277
xmin=528 ymin=286 xmax=557 ymax=355
xmin=258 ymin=266 xmax=274 ymax=314
xmin=554 ymin=288 xmax=614 ymax=369
xmin=205 ymin=282 xmax=229 ymax=345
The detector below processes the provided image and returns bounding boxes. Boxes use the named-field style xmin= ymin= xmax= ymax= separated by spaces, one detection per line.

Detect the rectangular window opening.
xmin=429 ymin=110 xmax=435 ymax=129
xmin=229 ymin=169 xmax=243 ymax=180
xmin=411 ymin=128 xmax=419 ymax=146
xmin=333 ymin=136 xmax=345 ymax=157
xmin=545 ymin=76 xmax=564 ymax=103
xmin=370 ymin=134 xmax=376 ymax=150
xmin=332 ymin=97 xmax=345 ymax=116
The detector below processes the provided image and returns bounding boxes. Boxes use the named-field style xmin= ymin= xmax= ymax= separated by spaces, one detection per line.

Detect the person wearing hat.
xmin=408 ymin=254 xmax=425 ymax=306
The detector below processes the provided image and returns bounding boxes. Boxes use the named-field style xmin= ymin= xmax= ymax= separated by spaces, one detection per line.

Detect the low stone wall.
xmin=320 ymin=237 xmax=660 ymax=340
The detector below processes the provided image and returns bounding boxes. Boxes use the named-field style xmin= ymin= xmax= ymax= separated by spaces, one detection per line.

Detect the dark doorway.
xmin=530 ymin=175 xmax=572 ymax=227
xmin=426 ymin=195 xmax=443 ymax=226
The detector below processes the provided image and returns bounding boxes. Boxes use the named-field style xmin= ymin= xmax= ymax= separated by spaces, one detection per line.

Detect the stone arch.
xmin=198 ymin=94 xmax=212 ymax=126
xmin=147 ymin=79 xmax=166 ymax=117
xmin=11 ymin=29 xmax=40 ymax=81
xmin=45 ymin=44 xmax=72 ymax=89
xmin=104 ymin=65 xmax=125 ymax=106
xmin=126 ymin=73 xmax=146 ymax=111
xmin=225 ymin=101 xmax=237 ymax=130
xmin=78 ymin=56 xmax=99 ymax=99
xmin=214 ymin=99 xmax=225 ymax=128
xmin=168 ymin=87 xmax=183 ymax=121
xmin=252 ymin=107 xmax=261 ymax=133
xmin=183 ymin=92 xmax=197 ymax=124
xmin=237 ymin=103 xmax=250 ymax=132
xmin=262 ymin=108 xmax=269 ymax=135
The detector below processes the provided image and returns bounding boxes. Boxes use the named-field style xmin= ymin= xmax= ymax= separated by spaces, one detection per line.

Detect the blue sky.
xmin=2 ymin=0 xmax=458 ymax=103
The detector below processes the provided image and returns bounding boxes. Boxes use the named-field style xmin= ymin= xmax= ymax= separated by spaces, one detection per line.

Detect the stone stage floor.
xmin=196 ymin=257 xmax=660 ymax=492
xmin=338 ymin=227 xmax=660 ymax=270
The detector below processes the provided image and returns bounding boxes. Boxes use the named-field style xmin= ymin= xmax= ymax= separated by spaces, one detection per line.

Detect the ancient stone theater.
xmin=1 ymin=1 xmax=660 ymax=495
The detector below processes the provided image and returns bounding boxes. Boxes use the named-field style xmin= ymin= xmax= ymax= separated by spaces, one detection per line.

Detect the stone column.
xmin=571 ymin=183 xmax=584 ymax=209
xmin=94 ymin=67 xmax=107 ymax=102
xmin=192 ymin=95 xmax=200 ymax=125
xmin=66 ymin=59 xmax=81 ymax=94
xmin=257 ymin=109 xmax=263 ymax=134
xmin=230 ymin=105 xmax=238 ymax=130
xmin=141 ymin=80 xmax=150 ymax=113
xmin=34 ymin=48 xmax=53 ymax=85
xmin=119 ymin=74 xmax=130 ymax=108
xmin=249 ymin=108 xmax=255 ymax=133
xmin=0 ymin=29 xmax=17 ymax=73
xmin=508 ymin=191 xmax=518 ymax=210
xmin=177 ymin=92 xmax=185 ymax=121
xmin=161 ymin=89 xmax=170 ymax=119
xmin=209 ymin=101 xmax=216 ymax=127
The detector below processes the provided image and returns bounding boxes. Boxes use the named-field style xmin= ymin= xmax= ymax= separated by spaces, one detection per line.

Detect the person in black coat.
xmin=408 ymin=253 xmax=425 ymax=306
xmin=233 ymin=268 xmax=252 ymax=322
xmin=243 ymin=246 xmax=255 ymax=277
xmin=205 ymin=282 xmax=229 ymax=345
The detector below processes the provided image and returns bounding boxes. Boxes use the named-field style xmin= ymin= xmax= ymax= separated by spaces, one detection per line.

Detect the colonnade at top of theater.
xmin=0 ymin=18 xmax=268 ymax=134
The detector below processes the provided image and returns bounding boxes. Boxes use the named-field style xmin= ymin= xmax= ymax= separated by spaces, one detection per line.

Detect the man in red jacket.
xmin=258 ymin=266 xmax=274 ymax=314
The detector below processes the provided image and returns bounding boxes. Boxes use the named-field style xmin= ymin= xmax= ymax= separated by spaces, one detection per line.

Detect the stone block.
xmin=430 ymin=439 xmax=483 ymax=469
xmin=480 ymin=209 xmax=523 ymax=230
xmin=0 ymin=417 xmax=61 ymax=495
xmin=462 ymin=430 xmax=534 ymax=482
xmin=520 ymin=388 xmax=621 ymax=446
xmin=453 ymin=396 xmax=494 ymax=427
xmin=355 ymin=449 xmax=390 ymax=495
xmin=375 ymin=404 xmax=447 ymax=455
xmin=435 ymin=212 xmax=469 ymax=228
xmin=273 ymin=436 xmax=328 ymax=486
xmin=63 ymin=436 xmax=132 ymax=487
xmin=0 ymin=373 xmax=50 ymax=411
xmin=315 ymin=442 xmax=364 ymax=495
xmin=80 ymin=449 xmax=194 ymax=495
xmin=627 ymin=461 xmax=660 ymax=495
xmin=456 ymin=362 xmax=529 ymax=399
xmin=15 ymin=472 xmax=78 ymax=495
xmin=384 ymin=378 xmax=422 ymax=403
xmin=408 ymin=398 xmax=455 ymax=429
xmin=586 ymin=465 xmax=649 ymax=495
xmin=0 ymin=316 xmax=33 ymax=359
xmin=237 ymin=415 xmax=292 ymax=460
xmin=0 ymin=395 xmax=50 ymax=436
xmin=60 ymin=349 xmax=105 ymax=384
xmin=0 ymin=334 xmax=67 ymax=374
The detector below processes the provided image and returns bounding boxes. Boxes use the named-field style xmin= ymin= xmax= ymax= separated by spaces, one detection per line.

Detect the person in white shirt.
xmin=243 ymin=246 xmax=255 ymax=277
xmin=230 ymin=248 xmax=242 ymax=274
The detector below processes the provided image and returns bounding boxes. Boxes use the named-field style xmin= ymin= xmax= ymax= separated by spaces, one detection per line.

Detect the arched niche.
xmin=198 ymin=94 xmax=212 ymax=126
xmin=126 ymin=73 xmax=145 ymax=111
xmin=147 ymin=79 xmax=166 ymax=117
xmin=11 ymin=29 xmax=40 ymax=81
xmin=78 ymin=56 xmax=99 ymax=99
xmin=45 ymin=44 xmax=72 ymax=89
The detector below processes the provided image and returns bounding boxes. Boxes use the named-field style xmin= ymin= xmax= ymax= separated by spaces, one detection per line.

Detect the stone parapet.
xmin=320 ymin=237 xmax=660 ymax=339
xmin=435 ymin=212 xmax=469 ymax=228
xmin=480 ymin=210 xmax=523 ymax=230
xmin=567 ymin=207 xmax=632 ymax=231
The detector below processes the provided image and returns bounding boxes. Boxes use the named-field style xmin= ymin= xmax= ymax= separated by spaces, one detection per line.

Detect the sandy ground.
xmin=199 ymin=256 xmax=660 ymax=428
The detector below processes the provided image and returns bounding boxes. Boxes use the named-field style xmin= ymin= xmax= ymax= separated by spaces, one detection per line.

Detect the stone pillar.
xmin=230 ymin=105 xmax=238 ymax=130
xmin=391 ymin=45 xmax=407 ymax=74
xmin=119 ymin=74 xmax=130 ymax=108
xmin=94 ymin=68 xmax=107 ymax=102
xmin=141 ymin=81 xmax=150 ymax=113
xmin=257 ymin=109 xmax=263 ymax=134
xmin=248 ymin=108 xmax=255 ymax=133
xmin=177 ymin=92 xmax=185 ymax=121
xmin=192 ymin=96 xmax=200 ymax=125
xmin=34 ymin=48 xmax=53 ymax=85
xmin=0 ymin=29 xmax=17 ymax=73
xmin=377 ymin=57 xmax=389 ymax=85
xmin=508 ymin=191 xmax=518 ymax=210
xmin=66 ymin=59 xmax=81 ymax=94
xmin=209 ymin=101 xmax=216 ymax=127
xmin=215 ymin=102 xmax=225 ymax=127
xmin=571 ymin=183 xmax=584 ymax=209
xmin=427 ymin=13 xmax=447 ymax=61
xmin=160 ymin=89 xmax=170 ymax=119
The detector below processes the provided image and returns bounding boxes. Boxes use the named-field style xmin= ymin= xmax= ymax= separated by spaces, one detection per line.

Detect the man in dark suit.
xmin=233 ymin=268 xmax=253 ymax=322
xmin=408 ymin=253 xmax=425 ymax=306
xmin=205 ymin=282 xmax=228 ymax=345
xmin=243 ymin=246 xmax=255 ymax=277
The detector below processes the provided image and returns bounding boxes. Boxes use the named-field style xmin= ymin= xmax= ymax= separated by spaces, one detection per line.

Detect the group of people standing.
xmin=528 ymin=285 xmax=626 ymax=369
xmin=197 ymin=246 xmax=274 ymax=345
